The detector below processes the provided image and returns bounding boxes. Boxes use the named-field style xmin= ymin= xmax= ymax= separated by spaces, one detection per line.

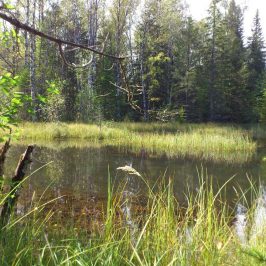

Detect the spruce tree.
xmin=223 ymin=0 xmax=247 ymax=122
xmin=247 ymin=10 xmax=265 ymax=121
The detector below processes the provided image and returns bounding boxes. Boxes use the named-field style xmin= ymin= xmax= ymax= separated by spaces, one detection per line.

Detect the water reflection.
xmin=250 ymin=188 xmax=266 ymax=243
xmin=3 ymin=142 xmax=266 ymax=214
xmin=235 ymin=188 xmax=266 ymax=246
xmin=120 ymin=165 xmax=141 ymax=241
xmin=234 ymin=204 xmax=248 ymax=245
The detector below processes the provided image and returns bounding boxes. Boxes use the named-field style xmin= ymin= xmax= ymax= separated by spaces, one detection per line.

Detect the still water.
xmin=3 ymin=142 xmax=266 ymax=215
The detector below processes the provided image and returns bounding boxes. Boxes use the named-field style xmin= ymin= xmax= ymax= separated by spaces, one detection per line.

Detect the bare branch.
xmin=72 ymin=57 xmax=93 ymax=68
xmin=0 ymin=11 xmax=127 ymax=60
xmin=100 ymin=32 xmax=110 ymax=54
xmin=110 ymin=81 xmax=143 ymax=114
xmin=58 ymin=43 xmax=93 ymax=68
xmin=64 ymin=47 xmax=80 ymax=53
xmin=104 ymin=63 xmax=114 ymax=71
xmin=95 ymin=92 xmax=111 ymax=99
xmin=0 ymin=54 xmax=15 ymax=70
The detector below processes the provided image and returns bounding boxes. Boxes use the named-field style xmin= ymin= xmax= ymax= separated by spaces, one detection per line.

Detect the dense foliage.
xmin=0 ymin=0 xmax=265 ymax=123
xmin=0 ymin=74 xmax=28 ymax=136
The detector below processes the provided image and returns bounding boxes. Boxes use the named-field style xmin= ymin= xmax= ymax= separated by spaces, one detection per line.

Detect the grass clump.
xmin=13 ymin=122 xmax=256 ymax=164
xmin=1 ymin=169 xmax=266 ymax=266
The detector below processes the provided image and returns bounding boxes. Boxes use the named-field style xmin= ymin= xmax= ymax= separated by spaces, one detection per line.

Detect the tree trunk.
xmin=24 ymin=0 xmax=30 ymax=67
xmin=140 ymin=37 xmax=148 ymax=121
xmin=209 ymin=1 xmax=217 ymax=121
xmin=29 ymin=0 xmax=37 ymax=120
xmin=87 ymin=0 xmax=99 ymax=90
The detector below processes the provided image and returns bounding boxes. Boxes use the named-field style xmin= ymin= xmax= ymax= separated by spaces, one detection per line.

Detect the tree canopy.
xmin=0 ymin=0 xmax=265 ymax=123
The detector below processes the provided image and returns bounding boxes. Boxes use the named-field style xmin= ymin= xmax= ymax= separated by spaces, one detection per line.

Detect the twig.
xmin=110 ymin=81 xmax=144 ymax=114
xmin=58 ymin=43 xmax=93 ymax=68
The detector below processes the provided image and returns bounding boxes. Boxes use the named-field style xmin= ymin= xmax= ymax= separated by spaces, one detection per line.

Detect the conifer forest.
xmin=0 ymin=0 xmax=265 ymax=123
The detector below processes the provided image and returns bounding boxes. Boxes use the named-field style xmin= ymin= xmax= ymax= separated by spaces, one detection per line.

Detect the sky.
xmin=188 ymin=0 xmax=266 ymax=40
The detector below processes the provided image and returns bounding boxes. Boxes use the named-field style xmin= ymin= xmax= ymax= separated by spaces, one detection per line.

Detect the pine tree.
xmin=204 ymin=0 xmax=222 ymax=121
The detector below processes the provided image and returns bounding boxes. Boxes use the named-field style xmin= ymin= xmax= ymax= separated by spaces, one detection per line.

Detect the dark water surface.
xmin=3 ymin=142 xmax=266 ymax=217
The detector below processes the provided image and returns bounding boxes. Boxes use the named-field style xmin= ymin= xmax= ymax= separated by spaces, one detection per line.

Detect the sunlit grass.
xmin=9 ymin=122 xmax=257 ymax=163
xmin=1 ymin=171 xmax=266 ymax=265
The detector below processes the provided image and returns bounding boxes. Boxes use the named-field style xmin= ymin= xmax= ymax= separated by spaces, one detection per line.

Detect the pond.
xmin=3 ymin=142 xmax=266 ymax=220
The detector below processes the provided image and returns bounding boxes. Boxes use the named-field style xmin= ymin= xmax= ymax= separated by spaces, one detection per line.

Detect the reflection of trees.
xmin=3 ymin=143 xmax=265 ymax=209
xmin=35 ymin=145 xmax=107 ymax=197
xmin=35 ymin=146 xmax=64 ymax=183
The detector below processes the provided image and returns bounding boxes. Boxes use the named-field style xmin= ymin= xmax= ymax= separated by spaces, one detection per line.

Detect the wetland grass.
xmin=1 ymin=172 xmax=266 ymax=265
xmin=13 ymin=122 xmax=257 ymax=163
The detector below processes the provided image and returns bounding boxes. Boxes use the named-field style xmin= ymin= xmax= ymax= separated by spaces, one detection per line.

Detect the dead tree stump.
xmin=0 ymin=145 xmax=34 ymax=228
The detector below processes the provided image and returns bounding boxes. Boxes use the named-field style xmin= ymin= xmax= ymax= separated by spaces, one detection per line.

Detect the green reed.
xmin=1 ymin=169 xmax=266 ymax=266
xmin=11 ymin=122 xmax=257 ymax=163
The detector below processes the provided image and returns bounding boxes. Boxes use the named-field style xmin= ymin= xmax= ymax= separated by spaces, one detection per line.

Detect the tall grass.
xmin=13 ymin=122 xmax=257 ymax=163
xmin=1 ymin=169 xmax=266 ymax=265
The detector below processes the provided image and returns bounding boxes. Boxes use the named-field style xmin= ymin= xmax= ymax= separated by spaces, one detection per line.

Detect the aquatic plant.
xmin=1 ymin=169 xmax=266 ymax=265
xmin=10 ymin=122 xmax=257 ymax=163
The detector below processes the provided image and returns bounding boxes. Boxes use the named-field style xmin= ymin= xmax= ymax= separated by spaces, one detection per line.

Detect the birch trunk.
xmin=29 ymin=0 xmax=37 ymax=120
xmin=87 ymin=0 xmax=99 ymax=90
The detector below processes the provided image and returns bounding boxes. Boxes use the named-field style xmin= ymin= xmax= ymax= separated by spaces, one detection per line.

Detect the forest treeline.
xmin=0 ymin=0 xmax=265 ymax=123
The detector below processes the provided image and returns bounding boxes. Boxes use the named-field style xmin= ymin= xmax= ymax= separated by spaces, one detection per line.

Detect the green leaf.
xmin=3 ymin=3 xmax=15 ymax=10
xmin=37 ymin=94 xmax=47 ymax=104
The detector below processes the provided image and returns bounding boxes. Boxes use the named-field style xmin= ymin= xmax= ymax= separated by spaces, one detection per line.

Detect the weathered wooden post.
xmin=0 ymin=145 xmax=34 ymax=228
